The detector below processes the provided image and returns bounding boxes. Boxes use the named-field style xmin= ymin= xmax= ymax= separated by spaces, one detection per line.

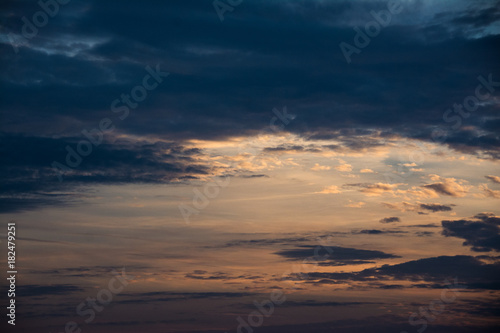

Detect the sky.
xmin=0 ymin=0 xmax=500 ymax=332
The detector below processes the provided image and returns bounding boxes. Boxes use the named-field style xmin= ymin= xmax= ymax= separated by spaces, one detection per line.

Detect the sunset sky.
xmin=1 ymin=0 xmax=500 ymax=332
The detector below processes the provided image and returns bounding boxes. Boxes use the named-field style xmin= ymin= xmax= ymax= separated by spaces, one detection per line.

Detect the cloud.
xmin=213 ymin=236 xmax=311 ymax=249
xmin=360 ymin=169 xmax=374 ymax=173
xmin=382 ymin=201 xmax=455 ymax=214
xmin=118 ymin=291 xmax=256 ymax=304
xmin=345 ymin=200 xmax=365 ymax=208
xmin=1 ymin=0 xmax=499 ymax=164
xmin=485 ymin=175 xmax=500 ymax=184
xmin=405 ymin=223 xmax=440 ymax=228
xmin=17 ymin=284 xmax=84 ymax=297
xmin=0 ymin=2 xmax=498 ymax=220
xmin=316 ymin=185 xmax=341 ymax=194
xmin=239 ymin=174 xmax=270 ymax=178
xmin=184 ymin=271 xmax=261 ymax=281
xmin=0 ymin=133 xmax=208 ymax=212
xmin=344 ymin=183 xmax=404 ymax=196
xmin=311 ymin=163 xmax=331 ymax=171
xmin=479 ymin=184 xmax=500 ymax=199
xmin=335 ymin=163 xmax=352 ymax=172
xmin=354 ymin=229 xmax=407 ymax=235
xmin=379 ymin=217 xmax=401 ymax=223
xmin=30 ymin=265 xmax=149 ymax=279
xmin=416 ymin=231 xmax=435 ymax=237
xmin=359 ymin=183 xmax=402 ymax=196
xmin=0 ymin=195 xmax=75 ymax=214
xmin=275 ymin=245 xmax=399 ymax=266
xmin=406 ymin=186 xmax=440 ymax=199
xmin=442 ymin=213 xmax=500 ymax=252
xmin=421 ymin=175 xmax=469 ymax=197
xmin=419 ymin=203 xmax=455 ymax=212
xmin=305 ymin=255 xmax=500 ymax=290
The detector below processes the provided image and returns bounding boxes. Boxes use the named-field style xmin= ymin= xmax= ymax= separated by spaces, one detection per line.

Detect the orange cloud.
xmin=359 ymin=183 xmax=404 ymax=196
xmin=485 ymin=175 xmax=500 ymax=184
xmin=335 ymin=163 xmax=353 ymax=172
xmin=311 ymin=163 xmax=331 ymax=171
xmin=479 ymin=184 xmax=500 ymax=199
xmin=345 ymin=200 xmax=365 ymax=208
xmin=421 ymin=174 xmax=469 ymax=197
xmin=316 ymin=185 xmax=341 ymax=194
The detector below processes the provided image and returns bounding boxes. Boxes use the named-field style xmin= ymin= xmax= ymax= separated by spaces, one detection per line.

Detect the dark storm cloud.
xmin=275 ymin=245 xmax=399 ymax=266
xmin=0 ymin=133 xmax=208 ymax=212
xmin=442 ymin=212 xmax=500 ymax=252
xmin=343 ymin=182 xmax=399 ymax=194
xmin=371 ymin=284 xmax=405 ymax=289
xmin=379 ymin=216 xmax=401 ymax=223
xmin=1 ymin=0 xmax=500 ymax=157
xmin=0 ymin=195 xmax=74 ymax=213
xmin=185 ymin=272 xmax=228 ymax=280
